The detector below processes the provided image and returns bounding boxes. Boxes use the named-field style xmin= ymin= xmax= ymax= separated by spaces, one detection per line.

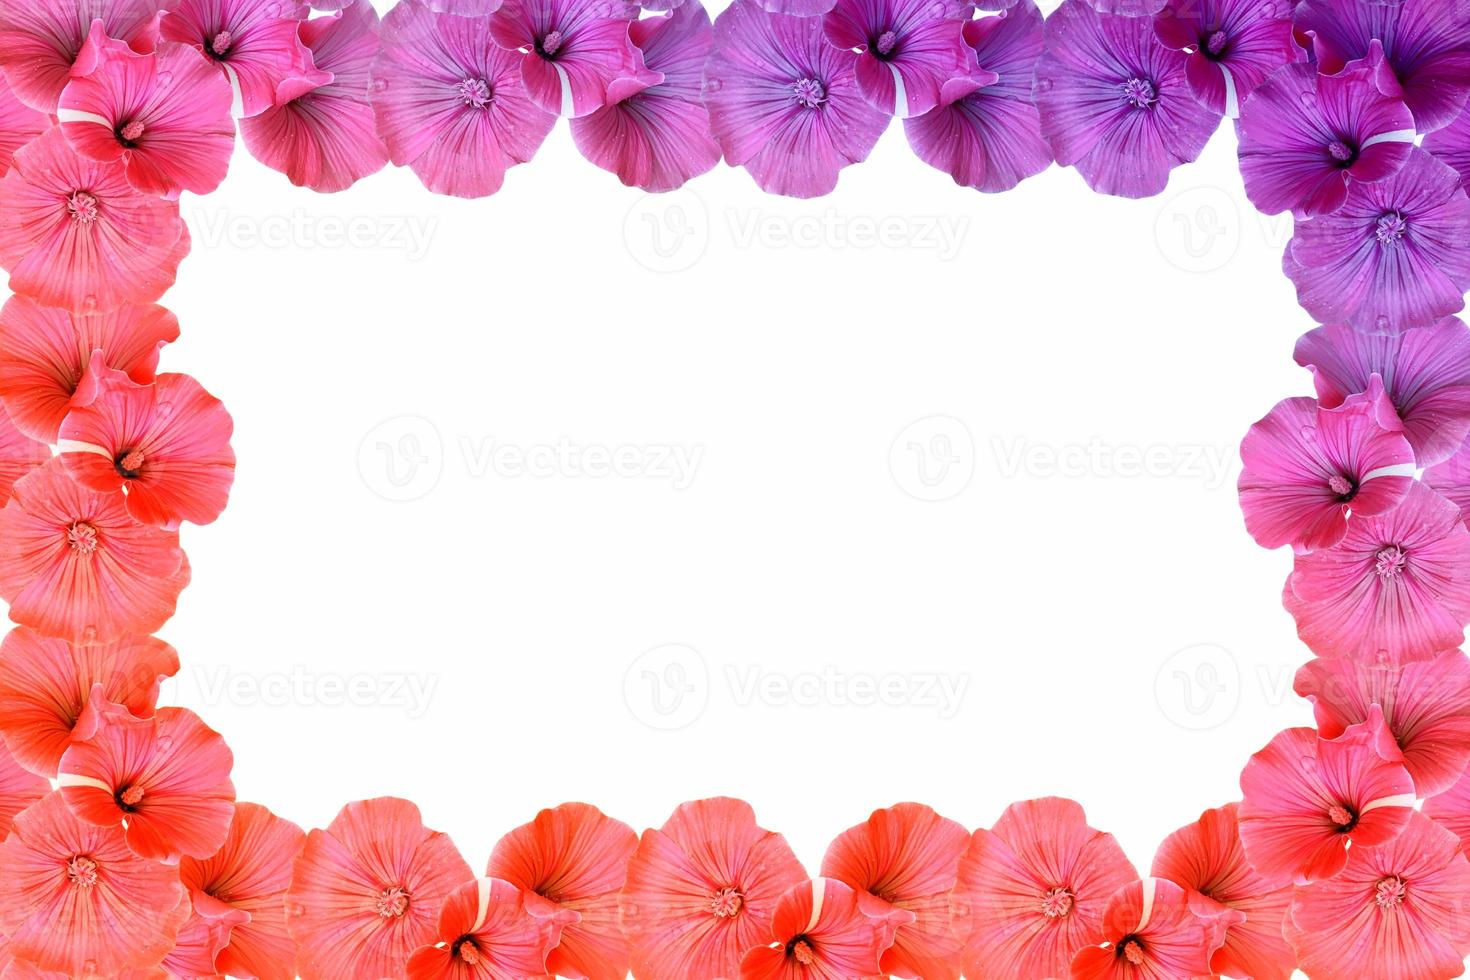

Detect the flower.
xmin=1068 ymin=877 xmax=1226 ymax=980
xmin=1152 ymin=0 xmax=1300 ymax=117
xmin=180 ymin=802 xmax=307 ymax=980
xmin=819 ymin=802 xmax=969 ymax=980
xmin=287 ymin=797 xmax=474 ymax=980
xmin=0 ymin=75 xmax=47 ymax=176
xmin=0 ymin=741 xmax=47 ymax=839
xmin=1151 ymin=804 xmax=1296 ymax=980
xmin=59 ymin=372 xmax=236 ymax=529
xmin=619 ymin=797 xmax=806 ymax=980
xmin=703 ymin=0 xmax=888 ymax=198
xmin=1295 ymin=317 xmax=1470 ymax=468
xmin=240 ymin=0 xmax=391 ymax=193
xmin=738 ymin=877 xmax=910 ymax=980
xmin=569 ymin=0 xmax=721 ymax=192
xmin=1426 ymin=435 xmax=1470 ymax=521
xmin=1294 ymin=0 xmax=1470 ymax=134
xmin=406 ymin=877 xmax=577 ymax=980
xmin=489 ymin=0 xmax=652 ymax=118
xmin=0 ymin=296 xmax=178 ymax=443
xmin=0 ymin=458 xmax=190 ymax=646
xmin=0 ymin=792 xmax=186 ymax=976
xmin=160 ymin=0 xmax=325 ymax=118
xmin=0 ymin=0 xmax=162 ymax=114
xmin=822 ymin=0 xmax=972 ymax=118
xmin=0 ymin=626 xmax=178 ymax=778
xmin=1034 ymin=0 xmax=1221 ymax=200
xmin=371 ymin=1 xmax=556 ymax=199
xmin=1239 ymin=721 xmax=1416 ymax=884
xmin=1425 ymin=102 xmax=1470 ymax=189
xmin=1284 ymin=482 xmax=1470 ymax=661
xmin=153 ymin=891 xmax=250 ymax=980
xmin=949 ymin=797 xmax=1137 ymax=980
xmin=486 ymin=801 xmax=639 ymax=980
xmin=1285 ymin=147 xmax=1470 ymax=333
xmin=0 ymin=410 xmax=48 ymax=507
xmin=1237 ymin=62 xmax=1414 ymax=217
xmin=1425 ymin=768 xmax=1470 ymax=856
xmin=1286 ymin=810 xmax=1470 ymax=980
xmin=0 ymin=129 xmax=191 ymax=316
xmin=903 ymin=2 xmax=1052 ymax=193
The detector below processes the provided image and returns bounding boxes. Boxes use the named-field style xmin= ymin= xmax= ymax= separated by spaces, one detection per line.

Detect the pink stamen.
xmin=1328 ymin=473 xmax=1353 ymax=497
xmin=67 ymin=522 xmax=99 ymax=555
xmin=540 ymin=30 xmax=564 ymax=56
xmin=119 ymin=785 xmax=145 ymax=807
xmin=1328 ymin=140 xmax=1354 ymax=162
xmin=1040 ymin=887 xmax=1074 ymax=918
xmin=1375 ymin=545 xmax=1408 ymax=580
xmin=68 ymin=192 xmax=100 ymax=226
xmin=458 ymin=78 xmax=492 ymax=109
xmin=1122 ymin=77 xmax=1157 ymax=109
xmin=1328 ymin=804 xmax=1355 ymax=828
xmin=1376 ymin=212 xmax=1408 ymax=245
xmin=1206 ymin=30 xmax=1228 ymax=55
xmin=1374 ymin=875 xmax=1406 ymax=910
xmin=875 ymin=30 xmax=898 ymax=56
xmin=791 ymin=940 xmax=816 ymax=965
xmin=375 ymin=886 xmax=410 ymax=918
xmin=793 ymin=78 xmax=827 ymax=109
xmin=120 ymin=120 xmax=146 ymax=143
xmin=210 ymin=31 xmax=233 ymax=56
xmin=710 ymin=886 xmax=744 ymax=918
xmin=1120 ymin=938 xmax=1146 ymax=966
xmin=67 ymin=856 xmax=99 ymax=888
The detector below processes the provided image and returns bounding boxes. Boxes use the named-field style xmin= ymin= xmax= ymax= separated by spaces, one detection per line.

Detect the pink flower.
xmin=0 ymin=410 xmax=48 ymax=508
xmin=287 ymin=797 xmax=475 ymax=980
xmin=59 ymin=28 xmax=236 ymax=197
xmin=180 ymin=802 xmax=307 ymax=980
xmin=0 ymin=75 xmax=47 ymax=176
xmin=486 ymin=802 xmax=639 ymax=980
xmin=1068 ymin=877 xmax=1226 ymax=980
xmin=1150 ymin=804 xmax=1296 ymax=980
xmin=0 ymin=0 xmax=163 ymax=114
xmin=371 ymin=1 xmax=555 ymax=199
xmin=1426 ymin=102 xmax=1470 ymax=190
xmin=739 ymin=877 xmax=910 ymax=980
xmin=0 ymin=741 xmax=47 ymax=839
xmin=0 ymin=458 xmax=190 ymax=646
xmin=406 ymin=877 xmax=577 ymax=980
xmin=0 ymin=792 xmax=186 ymax=976
xmin=1425 ymin=768 xmax=1470 ymax=856
xmin=59 ymin=372 xmax=235 ymax=529
xmin=0 ymin=129 xmax=190 ymax=316
xmin=1286 ymin=811 xmax=1470 ymax=980
xmin=949 ymin=797 xmax=1137 ymax=980
xmin=151 ymin=890 xmax=250 ymax=980
xmin=822 ymin=0 xmax=973 ymax=118
xmin=489 ymin=0 xmax=652 ymax=118
xmin=619 ymin=797 xmax=806 ymax=980
xmin=1152 ymin=0 xmax=1301 ymax=117
xmin=1427 ymin=435 xmax=1470 ymax=521
xmin=819 ymin=802 xmax=969 ymax=980
xmin=1284 ymin=482 xmax=1470 ymax=661
xmin=1239 ymin=721 xmax=1416 ymax=884
xmin=160 ymin=0 xmax=324 ymax=118
xmin=0 ymin=296 xmax=178 ymax=443
xmin=240 ymin=0 xmax=390 ymax=193
xmin=0 ymin=626 xmax=178 ymax=778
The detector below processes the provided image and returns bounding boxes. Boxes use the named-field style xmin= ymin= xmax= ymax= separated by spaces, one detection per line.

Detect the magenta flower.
xmin=1286 ymin=147 xmax=1470 ymax=334
xmin=822 ymin=0 xmax=971 ymax=118
xmin=1425 ymin=103 xmax=1470 ymax=189
xmin=704 ymin=0 xmax=888 ymax=198
xmin=372 ymin=1 xmax=555 ymax=199
xmin=489 ymin=0 xmax=653 ymax=118
xmin=1426 ymin=436 xmax=1470 ymax=521
xmin=1295 ymin=0 xmax=1470 ymax=134
xmin=570 ymin=0 xmax=720 ymax=191
xmin=903 ymin=3 xmax=1051 ymax=193
xmin=1238 ymin=62 xmax=1415 ymax=217
xmin=1152 ymin=0 xmax=1300 ymax=117
xmin=0 ymin=0 xmax=162 ymax=114
xmin=0 ymin=75 xmax=47 ymax=177
xmin=1034 ymin=0 xmax=1220 ymax=200
xmin=161 ymin=0 xmax=326 ymax=118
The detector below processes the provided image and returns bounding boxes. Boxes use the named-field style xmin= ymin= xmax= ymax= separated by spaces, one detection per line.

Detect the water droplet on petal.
xmin=157 ymin=71 xmax=173 ymax=88
xmin=1300 ymin=425 xmax=1317 ymax=442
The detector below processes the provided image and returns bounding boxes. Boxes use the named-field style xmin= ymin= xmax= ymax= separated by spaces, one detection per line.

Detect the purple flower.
xmin=822 ymin=0 xmax=972 ymax=118
xmin=1425 ymin=103 xmax=1470 ymax=190
xmin=1237 ymin=62 xmax=1415 ymax=217
xmin=490 ymin=0 xmax=655 ymax=118
xmin=1152 ymin=0 xmax=1301 ymax=117
xmin=1286 ymin=147 xmax=1470 ymax=334
xmin=1034 ymin=0 xmax=1220 ymax=199
xmin=703 ymin=0 xmax=888 ymax=198
xmin=903 ymin=1 xmax=1052 ymax=192
xmin=570 ymin=0 xmax=720 ymax=190
xmin=1427 ymin=434 xmax=1470 ymax=523
xmin=1295 ymin=0 xmax=1470 ymax=134
xmin=371 ymin=0 xmax=555 ymax=198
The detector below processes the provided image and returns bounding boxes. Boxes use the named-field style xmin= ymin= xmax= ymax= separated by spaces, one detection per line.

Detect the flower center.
xmin=710 ymin=886 xmax=744 ymax=917
xmin=375 ymin=886 xmax=411 ymax=917
xmin=539 ymin=30 xmax=564 ymax=57
xmin=454 ymin=937 xmax=483 ymax=964
xmin=1040 ymin=886 xmax=1074 ymax=918
xmin=1375 ymin=545 xmax=1408 ymax=580
xmin=1375 ymin=875 xmax=1406 ymax=910
xmin=1118 ymin=936 xmax=1146 ymax=966
xmin=68 ymin=192 xmax=100 ymax=226
xmin=1328 ymin=803 xmax=1358 ymax=831
xmin=1205 ymin=30 xmax=1228 ymax=56
xmin=67 ymin=521 xmax=99 ymax=555
xmin=1328 ymin=473 xmax=1355 ymax=499
xmin=210 ymin=31 xmax=233 ymax=57
xmin=117 ymin=784 xmax=145 ymax=809
xmin=116 ymin=449 xmax=146 ymax=479
xmin=790 ymin=939 xmax=816 ymax=965
xmin=874 ymin=30 xmax=898 ymax=56
xmin=793 ymin=78 xmax=827 ymax=109
xmin=119 ymin=120 xmax=146 ymax=145
xmin=1376 ymin=211 xmax=1408 ymax=245
xmin=458 ymin=78 xmax=492 ymax=109
xmin=1121 ymin=78 xmax=1157 ymax=109
xmin=67 ymin=856 xmax=99 ymax=888
xmin=1328 ymin=140 xmax=1356 ymax=165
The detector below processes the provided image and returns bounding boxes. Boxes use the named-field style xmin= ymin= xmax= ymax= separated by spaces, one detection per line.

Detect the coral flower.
xmin=821 ymin=0 xmax=972 ymax=118
xmin=489 ymin=0 xmax=652 ymax=118
xmin=0 ymin=129 xmax=190 ymax=316
xmin=619 ymin=797 xmax=806 ymax=980
xmin=819 ymin=802 xmax=969 ymax=980
xmin=569 ymin=1 xmax=721 ymax=192
xmin=1152 ymin=0 xmax=1299 ymax=117
xmin=59 ymin=372 xmax=235 ymax=529
xmin=1427 ymin=436 xmax=1470 ymax=520
xmin=161 ymin=0 xmax=324 ymax=118
xmin=903 ymin=2 xmax=1052 ymax=194
xmin=739 ymin=877 xmax=910 ymax=980
xmin=1239 ymin=721 xmax=1416 ymax=885
xmin=144 ymin=890 xmax=249 ymax=980
xmin=0 ymin=742 xmax=47 ymax=839
xmin=1034 ymin=0 xmax=1220 ymax=200
xmin=486 ymin=802 xmax=639 ymax=980
xmin=406 ymin=876 xmax=577 ymax=980
xmin=371 ymin=1 xmax=556 ymax=199
xmin=180 ymin=802 xmax=307 ymax=980
xmin=949 ymin=797 xmax=1137 ymax=980
xmin=1286 ymin=147 xmax=1470 ymax=333
xmin=0 ymin=0 xmax=162 ymax=114
xmin=0 ymin=296 xmax=178 ymax=444
xmin=240 ymin=0 xmax=390 ymax=193
xmin=0 ymin=412 xmax=48 ymax=508
xmin=0 ymin=458 xmax=189 ymax=646
xmin=0 ymin=76 xmax=47 ymax=176
xmin=0 ymin=627 xmax=177 ymax=778
xmin=0 ymin=792 xmax=186 ymax=976
xmin=1425 ymin=769 xmax=1470 ymax=855
xmin=1425 ymin=104 xmax=1470 ymax=189
xmin=1238 ymin=388 xmax=1415 ymax=553
xmin=59 ymin=29 xmax=236 ymax=197
xmin=1294 ymin=317 xmax=1470 ymax=468
xmin=1286 ymin=810 xmax=1470 ymax=980
xmin=1150 ymin=804 xmax=1296 ymax=980
xmin=287 ymin=797 xmax=475 ymax=980
xmin=1068 ymin=877 xmax=1225 ymax=980
xmin=1284 ymin=482 xmax=1470 ymax=661
xmin=704 ymin=0 xmax=888 ymax=198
